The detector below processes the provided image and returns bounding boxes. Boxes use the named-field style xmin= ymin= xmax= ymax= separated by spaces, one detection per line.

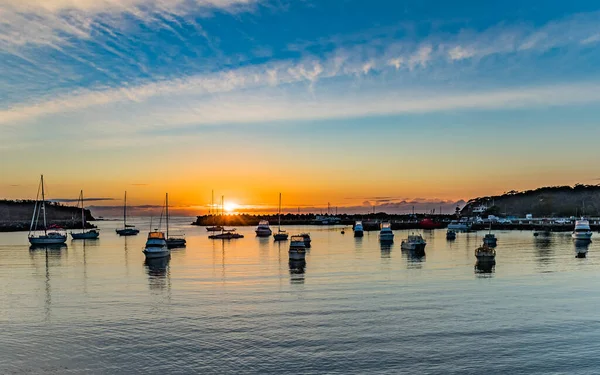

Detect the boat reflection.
xmin=380 ymin=243 xmax=392 ymax=258
xmin=574 ymin=239 xmax=591 ymax=258
xmin=533 ymin=237 xmax=554 ymax=266
xmin=402 ymin=248 xmax=425 ymax=269
xmin=475 ymin=260 xmax=495 ymax=276
xmin=144 ymin=256 xmax=171 ymax=290
xmin=29 ymin=243 xmax=67 ymax=252
xmin=29 ymin=246 xmax=65 ymax=321
xmin=289 ymin=260 xmax=306 ymax=284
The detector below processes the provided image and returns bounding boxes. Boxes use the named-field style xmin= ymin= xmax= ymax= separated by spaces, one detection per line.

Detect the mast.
xmin=123 ymin=191 xmax=127 ymax=228
xmin=278 ymin=193 xmax=282 ymax=232
xmin=212 ymin=189 xmax=215 ymax=227
xmin=81 ymin=190 xmax=85 ymax=230
xmin=166 ymin=193 xmax=169 ymax=238
xmin=41 ymin=174 xmax=47 ymax=235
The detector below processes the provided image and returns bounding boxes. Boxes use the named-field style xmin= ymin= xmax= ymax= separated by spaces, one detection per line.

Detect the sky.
xmin=2 ymin=0 xmax=600 ymax=215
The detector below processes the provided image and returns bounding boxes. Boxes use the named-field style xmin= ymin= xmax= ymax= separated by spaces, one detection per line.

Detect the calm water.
xmin=2 ymin=219 xmax=600 ymax=374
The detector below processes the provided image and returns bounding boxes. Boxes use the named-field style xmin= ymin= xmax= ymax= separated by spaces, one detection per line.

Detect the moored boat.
xmin=28 ymin=175 xmax=67 ymax=246
xmin=448 ymin=220 xmax=471 ymax=231
xmin=299 ymin=233 xmax=311 ymax=247
xmin=475 ymin=244 xmax=496 ymax=262
xmin=289 ymin=235 xmax=307 ymax=260
xmin=273 ymin=193 xmax=288 ymax=241
xmin=165 ymin=193 xmax=186 ymax=248
xmin=353 ymin=221 xmax=364 ymax=237
xmin=255 ymin=220 xmax=272 ymax=237
xmin=116 ymin=192 xmax=139 ymax=236
xmin=379 ymin=222 xmax=394 ymax=243
xmin=572 ymin=219 xmax=592 ymax=241
xmin=446 ymin=230 xmax=457 ymax=240
xmin=209 ymin=229 xmax=244 ymax=239
xmin=71 ymin=190 xmax=99 ymax=240
xmin=483 ymin=233 xmax=497 ymax=247
xmin=143 ymin=231 xmax=170 ymax=259
xmin=401 ymin=233 xmax=426 ymax=252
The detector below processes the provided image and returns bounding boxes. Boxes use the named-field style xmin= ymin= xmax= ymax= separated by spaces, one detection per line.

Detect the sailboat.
xmin=274 ymin=193 xmax=288 ymax=241
xmin=28 ymin=175 xmax=67 ymax=246
xmin=71 ymin=190 xmax=99 ymax=240
xmin=165 ymin=193 xmax=186 ymax=248
xmin=206 ymin=190 xmax=224 ymax=232
xmin=116 ymin=191 xmax=140 ymax=236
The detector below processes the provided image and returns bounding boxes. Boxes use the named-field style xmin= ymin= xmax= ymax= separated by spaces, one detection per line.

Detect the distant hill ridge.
xmin=461 ymin=184 xmax=600 ymax=217
xmin=0 ymin=199 xmax=95 ymax=230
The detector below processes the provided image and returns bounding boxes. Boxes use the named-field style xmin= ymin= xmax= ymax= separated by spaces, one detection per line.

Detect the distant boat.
xmin=165 ymin=193 xmax=186 ymax=249
xmin=209 ymin=228 xmax=244 ymax=240
xmin=446 ymin=230 xmax=457 ymax=240
xmin=353 ymin=221 xmax=364 ymax=237
xmin=71 ymin=190 xmax=99 ymax=240
xmin=116 ymin=192 xmax=139 ymax=236
xmin=143 ymin=231 xmax=170 ymax=259
xmin=572 ymin=219 xmax=592 ymax=241
xmin=299 ymin=233 xmax=311 ymax=247
xmin=273 ymin=193 xmax=288 ymax=241
xmin=475 ymin=245 xmax=496 ymax=262
xmin=255 ymin=220 xmax=272 ymax=237
xmin=28 ymin=175 xmax=68 ymax=246
xmin=419 ymin=218 xmax=443 ymax=229
xmin=289 ymin=235 xmax=307 ymax=260
xmin=401 ymin=233 xmax=426 ymax=252
xmin=379 ymin=222 xmax=394 ymax=243
xmin=447 ymin=220 xmax=471 ymax=231
xmin=482 ymin=223 xmax=497 ymax=247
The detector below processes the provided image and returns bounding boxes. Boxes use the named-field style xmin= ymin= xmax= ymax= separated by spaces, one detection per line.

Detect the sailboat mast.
xmin=124 ymin=191 xmax=127 ymax=227
xmin=81 ymin=190 xmax=85 ymax=229
xmin=41 ymin=175 xmax=47 ymax=235
xmin=212 ymin=189 xmax=215 ymax=226
xmin=278 ymin=193 xmax=282 ymax=231
xmin=166 ymin=193 xmax=169 ymax=238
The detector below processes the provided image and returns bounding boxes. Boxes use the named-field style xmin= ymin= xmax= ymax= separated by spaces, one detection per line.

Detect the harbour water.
xmin=2 ymin=219 xmax=600 ymax=374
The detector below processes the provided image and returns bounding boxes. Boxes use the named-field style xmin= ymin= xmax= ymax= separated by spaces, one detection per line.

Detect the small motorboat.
xmin=401 ymin=233 xmax=426 ymax=252
xmin=483 ymin=233 xmax=497 ymax=247
xmin=475 ymin=245 xmax=496 ymax=262
xmin=209 ymin=229 xmax=244 ymax=239
xmin=572 ymin=219 xmax=592 ymax=241
xmin=354 ymin=221 xmax=364 ymax=237
xmin=206 ymin=226 xmax=224 ymax=232
xmin=143 ymin=231 xmax=171 ymax=259
xmin=255 ymin=220 xmax=273 ymax=237
xmin=289 ymin=235 xmax=307 ymax=260
xmin=379 ymin=222 xmax=394 ymax=243
xmin=446 ymin=230 xmax=457 ymax=240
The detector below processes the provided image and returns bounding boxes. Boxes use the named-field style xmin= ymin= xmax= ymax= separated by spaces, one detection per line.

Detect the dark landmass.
xmin=0 ymin=199 xmax=96 ymax=232
xmin=461 ymin=184 xmax=600 ymax=217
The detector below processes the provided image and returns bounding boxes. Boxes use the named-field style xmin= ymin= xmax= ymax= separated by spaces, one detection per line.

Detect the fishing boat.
xmin=475 ymin=245 xmax=496 ymax=262
xmin=353 ymin=221 xmax=364 ymax=237
xmin=165 ymin=193 xmax=186 ymax=248
xmin=446 ymin=230 xmax=457 ymax=240
xmin=28 ymin=175 xmax=67 ymax=246
xmin=379 ymin=222 xmax=394 ymax=243
xmin=401 ymin=233 xmax=426 ymax=252
xmin=273 ymin=193 xmax=288 ymax=241
xmin=209 ymin=228 xmax=244 ymax=239
xmin=255 ymin=220 xmax=272 ymax=237
xmin=143 ymin=231 xmax=170 ymax=259
xmin=206 ymin=190 xmax=224 ymax=232
xmin=299 ymin=233 xmax=311 ymax=247
xmin=289 ymin=235 xmax=307 ymax=260
xmin=482 ymin=222 xmax=497 ymax=247
xmin=116 ymin=192 xmax=139 ymax=236
xmin=571 ymin=219 xmax=592 ymax=241
xmin=71 ymin=190 xmax=99 ymax=240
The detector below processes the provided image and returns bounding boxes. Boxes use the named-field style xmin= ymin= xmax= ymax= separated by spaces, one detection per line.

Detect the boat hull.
xmin=274 ymin=233 xmax=288 ymax=241
xmin=289 ymin=248 xmax=306 ymax=260
xmin=71 ymin=231 xmax=99 ymax=240
xmin=354 ymin=230 xmax=364 ymax=237
xmin=255 ymin=229 xmax=272 ymax=237
xmin=166 ymin=238 xmax=186 ymax=248
xmin=143 ymin=247 xmax=171 ymax=259
xmin=401 ymin=242 xmax=426 ymax=252
xmin=379 ymin=234 xmax=394 ymax=243
xmin=29 ymin=235 xmax=67 ymax=245
xmin=476 ymin=255 xmax=496 ymax=262
xmin=116 ymin=228 xmax=139 ymax=236
xmin=572 ymin=232 xmax=592 ymax=240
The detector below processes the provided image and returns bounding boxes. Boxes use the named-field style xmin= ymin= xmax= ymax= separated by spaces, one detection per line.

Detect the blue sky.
xmin=2 ymin=0 xmax=600 ymax=211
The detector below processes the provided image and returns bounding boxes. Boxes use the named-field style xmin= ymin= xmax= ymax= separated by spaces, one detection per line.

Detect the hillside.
xmin=0 ymin=200 xmax=96 ymax=231
xmin=461 ymin=184 xmax=600 ymax=217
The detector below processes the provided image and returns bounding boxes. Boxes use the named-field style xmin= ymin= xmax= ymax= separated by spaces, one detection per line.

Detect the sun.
xmin=224 ymin=202 xmax=238 ymax=213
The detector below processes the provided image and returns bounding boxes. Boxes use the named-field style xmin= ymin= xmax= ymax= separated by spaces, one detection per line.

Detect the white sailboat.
xmin=116 ymin=191 xmax=139 ymax=236
xmin=206 ymin=190 xmax=223 ymax=232
xmin=165 ymin=193 xmax=186 ymax=248
xmin=28 ymin=175 xmax=67 ymax=246
xmin=71 ymin=190 xmax=99 ymax=240
xmin=274 ymin=193 xmax=288 ymax=241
